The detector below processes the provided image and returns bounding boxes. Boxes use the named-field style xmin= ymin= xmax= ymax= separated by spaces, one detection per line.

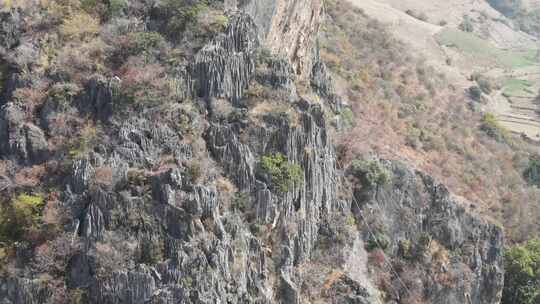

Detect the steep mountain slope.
xmin=0 ymin=0 xmax=515 ymax=303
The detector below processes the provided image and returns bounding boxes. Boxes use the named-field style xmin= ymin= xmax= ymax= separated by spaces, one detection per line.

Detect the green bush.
xmin=471 ymin=73 xmax=494 ymax=94
xmin=69 ymin=124 xmax=99 ymax=159
xmin=120 ymin=32 xmax=165 ymax=57
xmin=502 ymin=239 xmax=540 ymax=304
xmin=260 ymin=153 xmax=303 ymax=193
xmin=340 ymin=108 xmax=354 ymax=128
xmin=459 ymin=15 xmax=474 ymax=32
xmin=366 ymin=232 xmax=389 ymax=252
xmin=48 ymin=82 xmax=81 ymax=110
xmin=523 ymin=154 xmax=540 ymax=186
xmin=398 ymin=239 xmax=413 ymax=258
xmin=207 ymin=15 xmax=229 ymax=34
xmin=0 ymin=62 xmax=8 ymax=94
xmin=160 ymin=0 xmax=209 ymax=37
xmin=480 ymin=113 xmax=508 ymax=142
xmin=232 ymin=192 xmax=249 ymax=212
xmin=413 ymin=232 xmax=433 ymax=260
xmin=108 ymin=0 xmax=126 ymax=18
xmin=137 ymin=237 xmax=164 ymax=265
xmin=67 ymin=288 xmax=88 ymax=304
xmin=0 ymin=193 xmax=45 ymax=244
xmin=80 ymin=0 xmax=127 ymax=20
xmin=350 ymin=159 xmax=391 ymax=188
xmin=469 ymin=86 xmax=483 ymax=101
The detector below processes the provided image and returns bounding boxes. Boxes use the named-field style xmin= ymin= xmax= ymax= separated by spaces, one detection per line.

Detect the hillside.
xmin=350 ymin=0 xmax=540 ymax=140
xmin=0 ymin=0 xmax=538 ymax=304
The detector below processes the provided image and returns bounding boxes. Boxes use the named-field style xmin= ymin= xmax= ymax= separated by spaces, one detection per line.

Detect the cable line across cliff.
xmin=351 ymin=194 xmax=415 ymax=301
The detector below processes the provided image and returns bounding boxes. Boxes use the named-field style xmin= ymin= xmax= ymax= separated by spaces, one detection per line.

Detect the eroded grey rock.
xmin=0 ymin=103 xmax=49 ymax=164
xmin=193 ymin=13 xmax=258 ymax=104
xmin=354 ymin=161 xmax=504 ymax=304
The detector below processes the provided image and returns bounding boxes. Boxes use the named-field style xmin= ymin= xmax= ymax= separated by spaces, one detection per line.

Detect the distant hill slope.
xmin=349 ymin=0 xmax=540 ymax=139
xmin=523 ymin=0 xmax=540 ymax=10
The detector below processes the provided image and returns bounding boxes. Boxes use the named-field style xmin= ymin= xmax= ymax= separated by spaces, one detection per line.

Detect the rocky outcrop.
xmin=193 ymin=13 xmax=258 ymax=104
xmin=354 ymin=161 xmax=504 ymax=304
xmin=0 ymin=9 xmax=23 ymax=52
xmin=311 ymin=60 xmax=345 ymax=112
xmin=91 ymin=265 xmax=157 ymax=304
xmin=115 ymin=117 xmax=191 ymax=166
xmin=0 ymin=103 xmax=48 ymax=164
xmin=231 ymin=0 xmax=324 ymax=77
xmin=256 ymin=56 xmax=298 ymax=100
xmin=78 ymin=75 xmax=114 ymax=123
xmin=0 ymin=277 xmax=51 ymax=304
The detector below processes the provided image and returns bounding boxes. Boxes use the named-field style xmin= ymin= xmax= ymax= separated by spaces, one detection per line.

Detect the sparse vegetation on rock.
xmin=260 ymin=152 xmax=303 ymax=193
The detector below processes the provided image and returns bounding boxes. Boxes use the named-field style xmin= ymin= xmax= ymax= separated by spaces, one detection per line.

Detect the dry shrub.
xmin=60 ymin=12 xmax=100 ymax=42
xmin=401 ymin=292 xmax=426 ymax=304
xmin=399 ymin=267 xmax=427 ymax=304
xmin=434 ymin=272 xmax=455 ymax=288
xmin=94 ymin=166 xmax=113 ymax=188
xmin=32 ymin=233 xmax=73 ymax=275
xmin=116 ymin=58 xmax=169 ymax=103
xmin=151 ymin=155 xmax=177 ymax=174
xmin=369 ymin=248 xmax=386 ymax=267
xmin=12 ymin=82 xmax=49 ymax=116
xmin=95 ymin=241 xmax=129 ymax=277
xmin=14 ymin=165 xmax=46 ymax=187
xmin=54 ymin=38 xmax=110 ymax=81
xmin=216 ymin=177 xmax=236 ymax=193
xmin=374 ymin=270 xmax=392 ymax=293
xmin=215 ymin=176 xmax=237 ymax=209
xmin=430 ymin=240 xmax=450 ymax=266
xmin=42 ymin=192 xmax=61 ymax=226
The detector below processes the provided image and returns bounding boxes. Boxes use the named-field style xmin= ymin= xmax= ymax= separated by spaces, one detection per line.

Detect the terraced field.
xmin=436 ymin=28 xmax=538 ymax=68
xmin=489 ymin=70 xmax=540 ymax=138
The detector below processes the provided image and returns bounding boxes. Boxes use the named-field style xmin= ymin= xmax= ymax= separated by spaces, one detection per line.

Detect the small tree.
xmin=349 ymin=159 xmax=391 ymax=188
xmin=0 ymin=193 xmax=45 ymax=244
xmin=503 ymin=239 xmax=540 ymax=304
xmin=480 ymin=113 xmax=508 ymax=143
xmin=260 ymin=153 xmax=303 ymax=193
xmin=524 ymin=154 xmax=540 ymax=186
xmin=469 ymin=86 xmax=483 ymax=101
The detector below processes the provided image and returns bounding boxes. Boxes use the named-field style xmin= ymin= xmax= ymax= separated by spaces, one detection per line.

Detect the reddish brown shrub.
xmin=14 ymin=165 xmax=46 ymax=187
xmin=369 ymin=249 xmax=386 ymax=267
xmin=94 ymin=166 xmax=113 ymax=187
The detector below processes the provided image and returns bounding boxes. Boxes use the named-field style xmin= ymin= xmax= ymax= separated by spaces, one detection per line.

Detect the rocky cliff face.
xmin=226 ymin=0 xmax=323 ymax=77
xmin=0 ymin=1 xmax=504 ymax=303
xmin=353 ymin=161 xmax=504 ymax=304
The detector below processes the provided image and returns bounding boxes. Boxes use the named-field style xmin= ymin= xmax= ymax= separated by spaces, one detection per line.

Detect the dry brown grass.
xmin=60 ymin=12 xmax=100 ymax=42
xmin=324 ymin=0 xmax=540 ymax=242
